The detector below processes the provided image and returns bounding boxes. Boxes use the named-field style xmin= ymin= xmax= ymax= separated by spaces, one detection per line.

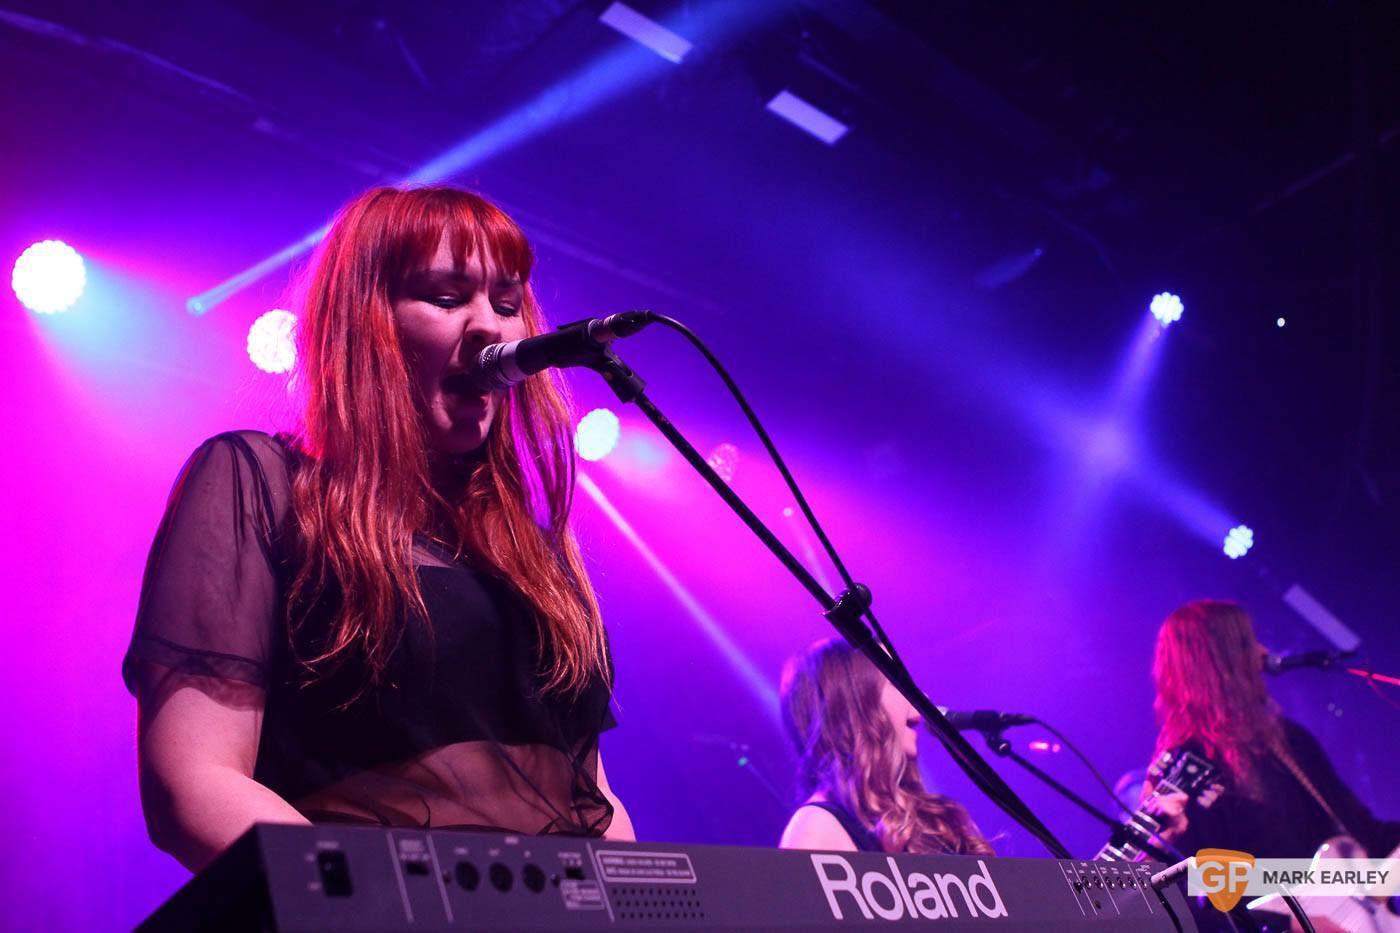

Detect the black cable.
xmin=650 ymin=315 xmax=912 ymax=675
xmin=1032 ymin=718 xmax=1133 ymax=816
xmin=1280 ymin=894 xmax=1317 ymax=933
xmin=1156 ymin=887 xmax=1187 ymax=933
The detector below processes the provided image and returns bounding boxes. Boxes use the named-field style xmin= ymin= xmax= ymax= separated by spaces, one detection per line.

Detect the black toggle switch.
xmin=317 ymin=851 xmax=353 ymax=897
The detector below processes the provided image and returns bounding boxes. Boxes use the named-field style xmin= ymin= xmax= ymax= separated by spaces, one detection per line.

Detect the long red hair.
xmin=287 ymin=185 xmax=607 ymax=696
xmin=1152 ymin=599 xmax=1281 ymax=797
xmin=780 ymin=639 xmax=993 ymax=855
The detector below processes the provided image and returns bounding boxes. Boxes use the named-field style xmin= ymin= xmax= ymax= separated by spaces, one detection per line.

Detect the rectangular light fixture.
xmin=599 ymin=2 xmax=692 ymax=63
xmin=1283 ymin=583 xmax=1362 ymax=652
xmin=765 ymin=89 xmax=849 ymax=145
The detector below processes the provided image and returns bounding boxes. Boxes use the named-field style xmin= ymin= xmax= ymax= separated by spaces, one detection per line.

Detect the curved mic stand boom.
xmin=579 ymin=335 xmax=1071 ymax=860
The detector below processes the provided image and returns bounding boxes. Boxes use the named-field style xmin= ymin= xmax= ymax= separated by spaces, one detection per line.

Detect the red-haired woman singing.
xmin=1147 ymin=599 xmax=1396 ymax=860
xmin=124 ymin=187 xmax=632 ymax=870
xmin=777 ymin=638 xmax=992 ymax=855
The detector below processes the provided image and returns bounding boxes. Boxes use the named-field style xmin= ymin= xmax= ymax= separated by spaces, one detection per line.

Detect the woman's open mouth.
xmin=441 ymin=372 xmax=489 ymax=410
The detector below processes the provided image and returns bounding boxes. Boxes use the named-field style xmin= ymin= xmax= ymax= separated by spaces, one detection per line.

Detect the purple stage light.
xmin=576 ymin=408 xmax=621 ymax=462
xmin=1149 ymin=292 xmax=1183 ymax=326
xmin=246 ymin=309 xmax=298 ymax=374
xmin=12 ymin=239 xmax=86 ymax=313
xmin=599 ymin=2 xmax=692 ymax=63
xmin=766 ymin=90 xmax=849 ymax=145
xmin=1223 ymin=524 xmax=1254 ymax=559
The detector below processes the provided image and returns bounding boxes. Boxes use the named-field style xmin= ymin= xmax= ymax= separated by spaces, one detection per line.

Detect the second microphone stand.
xmin=583 ymin=342 xmax=1071 ymax=859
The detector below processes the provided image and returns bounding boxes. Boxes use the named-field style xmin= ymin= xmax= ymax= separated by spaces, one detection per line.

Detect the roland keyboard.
xmin=138 ymin=823 xmax=1197 ymax=931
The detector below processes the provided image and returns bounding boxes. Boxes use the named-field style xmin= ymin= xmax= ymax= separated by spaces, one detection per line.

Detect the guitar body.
xmin=1250 ymin=836 xmax=1400 ymax=932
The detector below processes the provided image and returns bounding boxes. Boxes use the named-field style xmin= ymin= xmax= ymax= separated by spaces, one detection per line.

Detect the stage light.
xmin=12 ymin=240 xmax=86 ymax=313
xmin=706 ymin=442 xmax=740 ymax=482
xmin=766 ymin=90 xmax=849 ymax=145
xmin=576 ymin=408 xmax=621 ymax=461
xmin=1276 ymin=317 xmax=1286 ymax=328
xmin=1223 ymin=524 xmax=1254 ymax=559
xmin=246 ymin=309 xmax=298 ymax=374
xmin=599 ymin=2 xmax=692 ymax=63
xmin=1149 ymin=292 xmax=1183 ymax=327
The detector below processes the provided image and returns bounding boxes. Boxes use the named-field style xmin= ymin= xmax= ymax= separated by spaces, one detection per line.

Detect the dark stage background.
xmin=1 ymin=2 xmax=1397 ymax=929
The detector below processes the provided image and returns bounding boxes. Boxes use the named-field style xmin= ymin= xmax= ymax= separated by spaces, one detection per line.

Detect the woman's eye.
xmin=494 ymin=302 xmax=521 ymax=317
xmin=429 ymin=295 xmax=462 ymax=308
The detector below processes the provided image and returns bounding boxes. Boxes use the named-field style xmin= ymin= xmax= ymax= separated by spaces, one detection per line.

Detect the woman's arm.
xmin=138 ymin=675 xmax=308 ymax=872
xmin=596 ymin=755 xmax=635 ymax=841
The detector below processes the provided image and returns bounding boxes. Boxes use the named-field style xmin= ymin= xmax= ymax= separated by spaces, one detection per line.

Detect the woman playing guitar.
xmin=1144 ymin=599 xmax=1398 ymax=932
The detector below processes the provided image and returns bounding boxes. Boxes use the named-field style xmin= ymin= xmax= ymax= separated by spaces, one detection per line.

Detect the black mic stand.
xmin=583 ymin=345 xmax=1071 ymax=859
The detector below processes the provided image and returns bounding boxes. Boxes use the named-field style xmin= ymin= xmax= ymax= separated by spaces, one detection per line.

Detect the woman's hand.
xmin=1144 ymin=791 xmax=1190 ymax=842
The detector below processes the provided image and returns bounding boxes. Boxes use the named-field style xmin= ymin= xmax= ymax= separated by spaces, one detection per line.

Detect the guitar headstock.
xmin=1153 ymin=748 xmax=1218 ymax=799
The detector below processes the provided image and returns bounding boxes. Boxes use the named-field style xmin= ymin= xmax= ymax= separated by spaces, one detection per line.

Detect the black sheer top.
xmin=123 ymin=431 xmax=615 ymax=836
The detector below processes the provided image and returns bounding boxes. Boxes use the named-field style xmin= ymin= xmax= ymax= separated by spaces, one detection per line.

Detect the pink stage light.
xmin=12 ymin=239 xmax=86 ymax=313
xmin=576 ymin=408 xmax=621 ymax=462
xmin=706 ymin=442 xmax=740 ymax=482
xmin=246 ymin=309 xmax=298 ymax=374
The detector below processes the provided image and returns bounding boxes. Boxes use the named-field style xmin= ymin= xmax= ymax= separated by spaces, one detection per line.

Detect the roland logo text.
xmin=810 ymin=854 xmax=1009 ymax=922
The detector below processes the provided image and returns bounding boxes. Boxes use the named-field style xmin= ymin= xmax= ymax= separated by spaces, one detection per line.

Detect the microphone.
xmin=1263 ymin=648 xmax=1358 ymax=675
xmin=936 ymin=707 xmax=1036 ymax=731
xmin=469 ymin=310 xmax=654 ymax=391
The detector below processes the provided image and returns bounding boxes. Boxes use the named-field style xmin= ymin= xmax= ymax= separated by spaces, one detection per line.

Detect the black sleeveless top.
xmin=806 ymin=801 xmax=883 ymax=852
xmin=122 ymin=431 xmax=614 ymax=835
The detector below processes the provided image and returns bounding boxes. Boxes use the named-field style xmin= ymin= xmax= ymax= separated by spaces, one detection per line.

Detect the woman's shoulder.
xmin=779 ymin=799 xmax=860 ymax=852
xmin=174 ymin=430 xmax=299 ymax=525
xmin=187 ymin=430 xmax=295 ymax=477
xmin=195 ymin=428 xmax=292 ymax=458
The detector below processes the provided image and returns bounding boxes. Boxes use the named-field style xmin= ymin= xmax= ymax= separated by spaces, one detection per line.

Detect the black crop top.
xmin=122 ymin=431 xmax=614 ymax=835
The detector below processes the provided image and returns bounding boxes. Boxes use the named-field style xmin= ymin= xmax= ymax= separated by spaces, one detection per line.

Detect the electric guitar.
xmin=1096 ymin=747 xmax=1218 ymax=862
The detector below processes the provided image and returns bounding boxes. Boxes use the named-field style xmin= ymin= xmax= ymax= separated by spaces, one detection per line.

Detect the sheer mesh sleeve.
xmin=122 ymin=431 xmax=292 ymax=696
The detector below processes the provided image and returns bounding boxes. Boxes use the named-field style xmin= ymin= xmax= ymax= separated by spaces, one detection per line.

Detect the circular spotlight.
xmin=1276 ymin=317 xmax=1286 ymax=328
xmin=706 ymin=442 xmax=740 ymax=483
xmin=576 ymin=408 xmax=620 ymax=462
xmin=1222 ymin=524 xmax=1254 ymax=559
xmin=1149 ymin=292 xmax=1184 ymax=327
xmin=12 ymin=240 xmax=86 ymax=313
xmin=247 ymin=309 xmax=298 ymax=374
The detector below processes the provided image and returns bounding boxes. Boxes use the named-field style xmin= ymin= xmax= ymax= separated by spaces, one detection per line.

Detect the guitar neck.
xmin=1096 ymin=750 xmax=1215 ymax=863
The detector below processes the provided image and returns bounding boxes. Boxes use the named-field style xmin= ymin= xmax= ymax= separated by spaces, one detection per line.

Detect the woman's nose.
xmin=459 ymin=293 xmax=505 ymax=350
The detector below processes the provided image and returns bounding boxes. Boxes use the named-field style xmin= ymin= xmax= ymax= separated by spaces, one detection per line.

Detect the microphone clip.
xmin=823 ymin=583 xmax=874 ymax=646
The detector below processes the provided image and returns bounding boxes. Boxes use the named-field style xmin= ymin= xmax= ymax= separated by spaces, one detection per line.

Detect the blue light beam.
xmin=187 ymin=0 xmax=777 ymax=315
xmin=577 ymin=471 xmax=780 ymax=719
